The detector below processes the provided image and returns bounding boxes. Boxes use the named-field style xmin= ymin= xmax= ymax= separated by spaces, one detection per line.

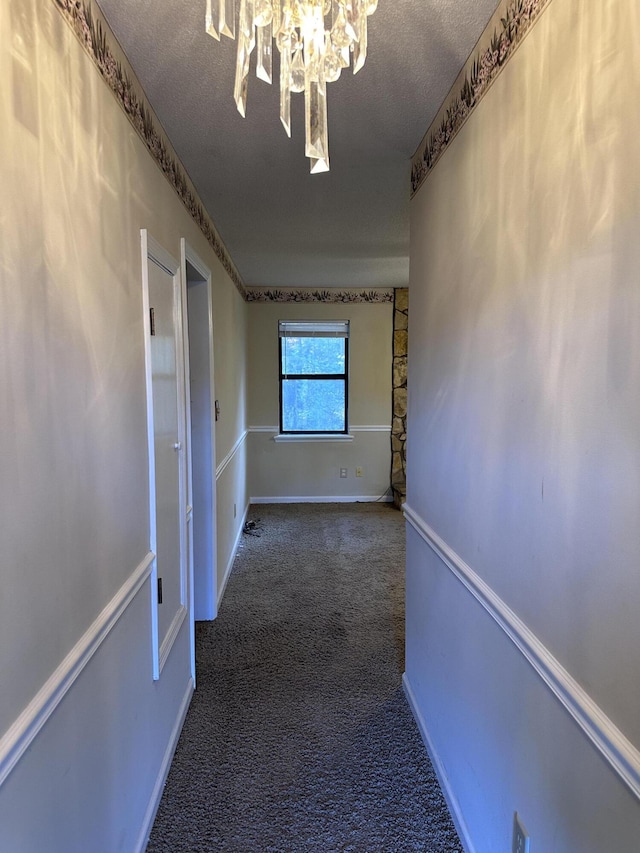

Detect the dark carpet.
xmin=146 ymin=503 xmax=462 ymax=853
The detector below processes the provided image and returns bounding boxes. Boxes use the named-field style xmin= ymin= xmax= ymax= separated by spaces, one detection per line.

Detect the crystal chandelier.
xmin=205 ymin=0 xmax=378 ymax=173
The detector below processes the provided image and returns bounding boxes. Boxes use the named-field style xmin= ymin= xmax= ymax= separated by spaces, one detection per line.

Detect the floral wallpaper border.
xmin=54 ymin=0 xmax=246 ymax=298
xmin=411 ymin=0 xmax=552 ymax=197
xmin=54 ymin=0 xmax=399 ymax=305
xmin=245 ymin=288 xmax=394 ymax=304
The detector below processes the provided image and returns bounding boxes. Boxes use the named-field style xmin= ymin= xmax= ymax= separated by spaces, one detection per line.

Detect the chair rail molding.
xmin=0 ymin=552 xmax=154 ymax=788
xmin=215 ymin=429 xmax=248 ymax=481
xmin=404 ymin=503 xmax=640 ymax=802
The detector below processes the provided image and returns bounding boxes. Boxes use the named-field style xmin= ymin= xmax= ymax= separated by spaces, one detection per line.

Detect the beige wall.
xmin=0 ymin=1 xmax=247 ymax=848
xmin=247 ymin=301 xmax=392 ymax=500
xmin=406 ymin=0 xmax=640 ymax=850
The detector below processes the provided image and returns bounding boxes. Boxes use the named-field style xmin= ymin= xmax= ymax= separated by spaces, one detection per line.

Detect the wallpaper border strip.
xmin=53 ymin=0 xmax=246 ymax=298
xmin=52 ymin=0 xmax=550 ymax=292
xmin=411 ymin=0 xmax=553 ymax=197
xmin=52 ymin=0 xmax=398 ymax=305
xmin=403 ymin=503 xmax=640 ymax=803
xmin=245 ymin=288 xmax=394 ymax=303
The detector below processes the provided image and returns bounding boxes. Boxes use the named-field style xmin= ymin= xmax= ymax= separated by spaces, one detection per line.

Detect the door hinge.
xmin=149 ymin=307 xmax=156 ymax=336
xmin=157 ymin=577 xmax=163 ymax=604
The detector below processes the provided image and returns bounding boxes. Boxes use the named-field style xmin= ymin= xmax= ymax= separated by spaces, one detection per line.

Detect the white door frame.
xmin=141 ymin=230 xmax=192 ymax=681
xmin=180 ymin=238 xmax=218 ymax=630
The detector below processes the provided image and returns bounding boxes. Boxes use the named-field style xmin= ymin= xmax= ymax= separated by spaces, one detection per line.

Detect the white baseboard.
xmin=250 ymin=495 xmax=394 ymax=504
xmin=217 ymin=501 xmax=250 ymax=609
xmin=135 ymin=677 xmax=194 ymax=853
xmin=404 ymin=503 xmax=640 ymax=803
xmin=0 ymin=552 xmax=154 ymax=788
xmin=403 ymin=673 xmax=476 ymax=853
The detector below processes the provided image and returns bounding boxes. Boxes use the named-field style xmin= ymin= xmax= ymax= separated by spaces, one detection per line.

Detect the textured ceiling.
xmin=96 ymin=0 xmax=500 ymax=288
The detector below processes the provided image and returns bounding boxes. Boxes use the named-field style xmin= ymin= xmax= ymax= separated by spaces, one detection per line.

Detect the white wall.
xmin=0 ymin=1 xmax=247 ymax=848
xmin=247 ymin=301 xmax=392 ymax=502
xmin=406 ymin=0 xmax=640 ymax=849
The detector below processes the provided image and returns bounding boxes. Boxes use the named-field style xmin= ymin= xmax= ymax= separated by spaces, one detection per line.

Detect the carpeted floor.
xmin=146 ymin=503 xmax=462 ymax=853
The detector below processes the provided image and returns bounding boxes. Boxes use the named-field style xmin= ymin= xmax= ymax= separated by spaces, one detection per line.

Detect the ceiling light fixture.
xmin=205 ymin=0 xmax=378 ymax=173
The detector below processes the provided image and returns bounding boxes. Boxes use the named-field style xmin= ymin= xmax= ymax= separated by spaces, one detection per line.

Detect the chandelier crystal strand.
xmin=303 ymin=4 xmax=329 ymax=170
xmin=278 ymin=31 xmax=292 ymax=135
xmin=256 ymin=19 xmax=273 ymax=83
xmin=206 ymin=0 xmax=377 ymax=172
xmin=353 ymin=0 xmax=367 ymax=74
xmin=220 ymin=0 xmax=236 ymax=38
xmin=205 ymin=0 xmax=220 ymax=40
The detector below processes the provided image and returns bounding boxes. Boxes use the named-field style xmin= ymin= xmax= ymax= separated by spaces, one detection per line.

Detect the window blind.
xmin=278 ymin=320 xmax=349 ymax=338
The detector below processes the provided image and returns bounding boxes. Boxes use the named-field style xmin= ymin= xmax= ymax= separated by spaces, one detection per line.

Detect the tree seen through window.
xmin=279 ymin=321 xmax=349 ymax=433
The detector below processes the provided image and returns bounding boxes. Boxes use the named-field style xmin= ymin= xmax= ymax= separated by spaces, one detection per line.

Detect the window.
xmin=279 ymin=320 xmax=349 ymax=434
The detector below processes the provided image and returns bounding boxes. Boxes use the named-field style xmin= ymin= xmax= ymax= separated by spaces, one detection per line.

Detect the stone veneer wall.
xmin=391 ymin=288 xmax=408 ymax=507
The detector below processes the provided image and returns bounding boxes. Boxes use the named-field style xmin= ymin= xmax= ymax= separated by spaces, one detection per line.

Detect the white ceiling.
xmin=96 ymin=0 xmax=500 ymax=288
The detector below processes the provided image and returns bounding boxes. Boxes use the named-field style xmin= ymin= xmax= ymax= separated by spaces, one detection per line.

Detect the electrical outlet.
xmin=233 ymin=503 xmax=237 ymax=518
xmin=340 ymin=468 xmax=348 ymax=478
xmin=355 ymin=466 xmax=363 ymax=477
xmin=513 ymin=813 xmax=530 ymax=853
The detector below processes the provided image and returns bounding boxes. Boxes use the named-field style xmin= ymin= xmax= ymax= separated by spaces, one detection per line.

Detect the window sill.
xmin=273 ymin=433 xmax=354 ymax=443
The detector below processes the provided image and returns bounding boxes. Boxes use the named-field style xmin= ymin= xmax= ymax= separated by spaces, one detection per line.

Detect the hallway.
xmin=146 ymin=504 xmax=461 ymax=852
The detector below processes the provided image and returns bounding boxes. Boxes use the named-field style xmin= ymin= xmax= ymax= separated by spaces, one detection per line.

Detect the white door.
xmin=141 ymin=231 xmax=189 ymax=680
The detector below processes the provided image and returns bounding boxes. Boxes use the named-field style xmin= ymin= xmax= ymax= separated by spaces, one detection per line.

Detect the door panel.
xmin=141 ymin=231 xmax=189 ymax=680
xmin=148 ymin=259 xmax=182 ymax=648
